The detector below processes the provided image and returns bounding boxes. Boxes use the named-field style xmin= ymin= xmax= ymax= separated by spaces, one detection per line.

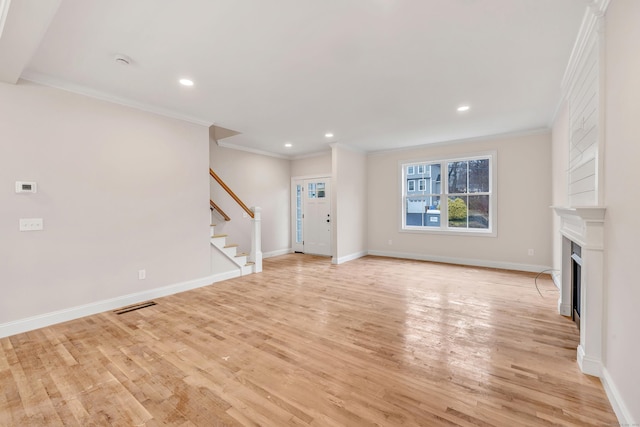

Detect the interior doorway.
xmin=291 ymin=177 xmax=331 ymax=256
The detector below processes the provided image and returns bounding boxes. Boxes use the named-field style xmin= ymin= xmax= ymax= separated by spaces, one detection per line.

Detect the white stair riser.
xmin=209 ymin=224 xmax=253 ymax=274
xmin=210 ymin=241 xmax=249 ymax=267
xmin=223 ymin=247 xmax=237 ymax=257
xmin=211 ymin=237 xmax=226 ymax=248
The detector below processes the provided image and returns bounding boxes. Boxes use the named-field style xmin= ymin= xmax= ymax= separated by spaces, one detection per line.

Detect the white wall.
xmin=551 ymin=102 xmax=570 ymax=282
xmin=209 ymin=141 xmax=291 ymax=257
xmin=291 ymin=151 xmax=332 ymax=177
xmin=0 ymin=80 xmax=211 ymax=328
xmin=367 ymin=132 xmax=553 ymax=271
xmin=601 ymin=0 xmax=640 ymax=421
xmin=331 ymin=144 xmax=367 ymax=263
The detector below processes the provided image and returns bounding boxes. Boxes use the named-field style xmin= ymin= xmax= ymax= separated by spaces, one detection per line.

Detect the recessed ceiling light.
xmin=179 ymin=78 xmax=194 ymax=87
xmin=457 ymin=105 xmax=470 ymax=112
xmin=284 ymin=143 xmax=292 ymax=148
xmin=325 ymin=133 xmax=334 ymax=138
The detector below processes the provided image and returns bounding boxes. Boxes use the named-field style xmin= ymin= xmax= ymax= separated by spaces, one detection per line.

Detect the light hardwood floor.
xmin=0 ymin=254 xmax=618 ymax=426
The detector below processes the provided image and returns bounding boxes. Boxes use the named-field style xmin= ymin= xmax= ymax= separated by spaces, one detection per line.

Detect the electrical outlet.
xmin=19 ymin=218 xmax=43 ymax=231
xmin=138 ymin=269 xmax=146 ymax=280
xmin=528 ymin=249 xmax=535 ymax=256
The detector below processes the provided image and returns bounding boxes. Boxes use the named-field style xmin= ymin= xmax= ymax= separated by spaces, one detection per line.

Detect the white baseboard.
xmin=601 ymin=367 xmax=636 ymax=426
xmin=367 ymin=250 xmax=552 ymax=273
xmin=551 ymin=271 xmax=561 ymax=289
xmin=263 ymin=248 xmax=292 ymax=258
xmin=558 ymin=301 xmax=571 ymax=317
xmin=332 ymin=251 xmax=368 ymax=265
xmin=577 ymin=344 xmax=602 ymax=377
xmin=0 ymin=271 xmax=239 ymax=339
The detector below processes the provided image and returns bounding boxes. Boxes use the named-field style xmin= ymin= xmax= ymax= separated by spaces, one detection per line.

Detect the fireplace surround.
xmin=553 ymin=206 xmax=606 ymax=377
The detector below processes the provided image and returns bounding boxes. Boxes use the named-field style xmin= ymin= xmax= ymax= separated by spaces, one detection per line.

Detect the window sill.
xmin=400 ymin=227 xmax=497 ymax=237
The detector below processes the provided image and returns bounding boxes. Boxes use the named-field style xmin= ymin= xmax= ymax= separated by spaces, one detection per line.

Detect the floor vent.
xmin=114 ymin=301 xmax=157 ymax=315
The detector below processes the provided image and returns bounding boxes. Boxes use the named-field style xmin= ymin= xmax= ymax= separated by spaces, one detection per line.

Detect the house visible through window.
xmin=402 ymin=154 xmax=494 ymax=234
xmin=403 ymin=162 xmax=441 ymax=227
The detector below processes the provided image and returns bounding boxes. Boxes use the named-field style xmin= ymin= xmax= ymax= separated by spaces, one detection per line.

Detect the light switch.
xmin=19 ymin=218 xmax=43 ymax=231
xmin=15 ymin=181 xmax=37 ymax=193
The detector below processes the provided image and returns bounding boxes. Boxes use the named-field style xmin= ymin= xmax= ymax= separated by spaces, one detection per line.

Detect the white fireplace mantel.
xmin=552 ymin=206 xmax=606 ymax=377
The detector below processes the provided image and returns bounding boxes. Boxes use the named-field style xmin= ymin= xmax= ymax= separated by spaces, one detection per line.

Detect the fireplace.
xmin=571 ymin=241 xmax=582 ymax=329
xmin=553 ymin=207 xmax=606 ymax=377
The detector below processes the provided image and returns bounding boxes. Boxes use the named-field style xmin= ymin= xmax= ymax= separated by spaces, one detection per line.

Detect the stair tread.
xmin=235 ymin=252 xmax=248 ymax=257
xmin=245 ymin=262 xmax=255 ymax=266
xmin=212 ymin=234 xmax=228 ymax=238
xmin=210 ymin=224 xmax=217 ymax=227
xmin=224 ymin=244 xmax=239 ymax=248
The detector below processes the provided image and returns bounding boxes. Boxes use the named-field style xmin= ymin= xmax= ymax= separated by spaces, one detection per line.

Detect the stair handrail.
xmin=210 ymin=200 xmax=231 ymax=221
xmin=209 ymin=168 xmax=255 ymax=219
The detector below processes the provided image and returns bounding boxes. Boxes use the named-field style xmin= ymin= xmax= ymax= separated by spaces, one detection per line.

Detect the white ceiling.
xmin=2 ymin=0 xmax=589 ymax=157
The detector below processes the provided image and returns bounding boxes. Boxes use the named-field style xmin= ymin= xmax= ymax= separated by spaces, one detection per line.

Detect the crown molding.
xmin=20 ymin=70 xmax=213 ymax=127
xmin=329 ymin=142 xmax=366 ymax=154
xmin=217 ymin=140 xmax=334 ymax=160
xmin=216 ymin=140 xmax=291 ymax=160
xmin=291 ymin=149 xmax=332 ymax=160
xmin=0 ymin=0 xmax=11 ymax=39
xmin=560 ymin=0 xmax=611 ymax=99
xmin=591 ymin=0 xmax=611 ymax=15
xmin=368 ymin=127 xmax=550 ymax=156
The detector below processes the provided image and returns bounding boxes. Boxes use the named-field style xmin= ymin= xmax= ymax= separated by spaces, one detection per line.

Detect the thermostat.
xmin=15 ymin=181 xmax=37 ymax=193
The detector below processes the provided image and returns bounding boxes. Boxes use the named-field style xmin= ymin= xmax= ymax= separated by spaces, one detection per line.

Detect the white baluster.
xmin=250 ymin=207 xmax=262 ymax=273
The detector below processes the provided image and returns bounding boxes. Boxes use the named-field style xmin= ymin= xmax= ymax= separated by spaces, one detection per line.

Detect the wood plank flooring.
xmin=0 ymin=254 xmax=618 ymax=426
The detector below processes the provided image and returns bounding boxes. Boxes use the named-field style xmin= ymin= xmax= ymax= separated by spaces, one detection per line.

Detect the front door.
xmin=292 ymin=177 xmax=331 ymax=256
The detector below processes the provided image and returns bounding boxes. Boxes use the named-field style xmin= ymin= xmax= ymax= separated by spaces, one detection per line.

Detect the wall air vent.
xmin=113 ymin=301 xmax=157 ymax=315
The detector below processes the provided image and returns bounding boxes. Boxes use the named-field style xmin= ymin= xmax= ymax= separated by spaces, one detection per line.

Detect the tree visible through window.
xmin=447 ymin=159 xmax=490 ymax=229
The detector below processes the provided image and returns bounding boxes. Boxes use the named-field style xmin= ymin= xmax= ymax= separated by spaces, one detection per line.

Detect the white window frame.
xmin=417 ymin=165 xmax=425 ymax=174
xmin=417 ymin=179 xmax=426 ymax=192
xmin=407 ymin=166 xmax=415 ymax=175
xmin=407 ymin=180 xmax=415 ymax=192
xmin=400 ymin=151 xmax=497 ymax=236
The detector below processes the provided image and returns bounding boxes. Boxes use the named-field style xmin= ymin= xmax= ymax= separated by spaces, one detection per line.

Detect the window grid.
xmin=402 ymin=156 xmax=493 ymax=233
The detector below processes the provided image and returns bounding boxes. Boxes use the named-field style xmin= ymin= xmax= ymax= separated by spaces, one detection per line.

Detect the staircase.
xmin=209 ymin=168 xmax=262 ymax=276
xmin=210 ymin=224 xmax=255 ymax=276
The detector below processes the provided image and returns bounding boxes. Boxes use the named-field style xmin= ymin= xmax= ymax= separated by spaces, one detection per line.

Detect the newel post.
xmin=250 ymin=207 xmax=262 ymax=273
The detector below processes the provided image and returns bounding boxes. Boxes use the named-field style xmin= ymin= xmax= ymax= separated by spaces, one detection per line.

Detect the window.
xmin=295 ymin=184 xmax=303 ymax=243
xmin=307 ymin=182 xmax=326 ymax=198
xmin=407 ymin=166 xmax=415 ymax=175
xmin=447 ymin=159 xmax=490 ymax=229
xmin=403 ymin=163 xmax=441 ymax=227
xmin=401 ymin=154 xmax=495 ymax=234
